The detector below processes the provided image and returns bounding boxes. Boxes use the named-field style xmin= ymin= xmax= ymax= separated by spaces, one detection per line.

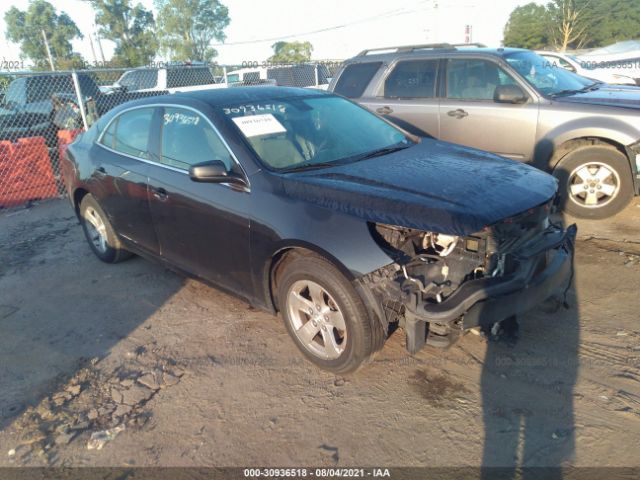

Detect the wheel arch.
xmin=548 ymin=136 xmax=631 ymax=172
xmin=264 ymin=242 xmax=357 ymax=314
xmin=72 ymin=187 xmax=90 ymax=218
xmin=546 ymin=137 xmax=637 ymax=194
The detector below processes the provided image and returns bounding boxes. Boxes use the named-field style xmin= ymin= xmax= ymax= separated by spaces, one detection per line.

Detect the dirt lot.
xmin=0 ymin=197 xmax=639 ymax=469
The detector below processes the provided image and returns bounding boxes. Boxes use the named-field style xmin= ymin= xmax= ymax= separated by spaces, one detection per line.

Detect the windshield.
xmin=504 ymin=51 xmax=594 ymax=95
xmin=221 ymin=95 xmax=411 ymax=170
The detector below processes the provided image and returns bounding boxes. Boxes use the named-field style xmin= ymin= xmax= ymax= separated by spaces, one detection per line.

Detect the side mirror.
xmin=494 ymin=84 xmax=528 ymax=104
xmin=189 ymin=160 xmax=246 ymax=185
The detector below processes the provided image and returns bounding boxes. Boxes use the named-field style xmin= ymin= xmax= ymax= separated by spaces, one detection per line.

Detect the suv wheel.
xmin=79 ymin=194 xmax=132 ymax=263
xmin=553 ymin=144 xmax=634 ymax=219
xmin=277 ymin=254 xmax=383 ymax=373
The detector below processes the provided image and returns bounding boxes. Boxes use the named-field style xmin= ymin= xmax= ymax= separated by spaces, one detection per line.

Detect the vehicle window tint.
xmin=243 ymin=71 xmax=261 ymax=83
xmin=5 ymin=78 xmax=26 ymax=105
xmin=167 ymin=68 xmax=214 ymax=88
xmin=446 ymin=59 xmax=517 ymax=100
xmin=385 ymin=60 xmax=438 ymax=98
xmin=27 ymin=75 xmax=75 ymax=102
xmin=333 ymin=62 xmax=381 ymax=98
xmin=101 ymin=118 xmax=117 ymax=149
xmin=120 ymin=70 xmax=157 ymax=90
xmin=110 ymin=108 xmax=154 ymax=158
xmin=161 ymin=107 xmax=234 ymax=170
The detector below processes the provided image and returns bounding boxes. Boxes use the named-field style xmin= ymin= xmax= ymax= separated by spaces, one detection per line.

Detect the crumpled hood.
xmin=555 ymin=85 xmax=640 ymax=110
xmin=278 ymin=139 xmax=557 ymax=235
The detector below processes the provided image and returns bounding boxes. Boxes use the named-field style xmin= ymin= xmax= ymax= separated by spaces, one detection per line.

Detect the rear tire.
xmin=277 ymin=254 xmax=383 ymax=374
xmin=79 ymin=194 xmax=132 ymax=263
xmin=553 ymin=145 xmax=633 ymax=219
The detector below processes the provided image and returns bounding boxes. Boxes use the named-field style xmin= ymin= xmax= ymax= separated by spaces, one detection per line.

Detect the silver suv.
xmin=328 ymin=44 xmax=640 ymax=219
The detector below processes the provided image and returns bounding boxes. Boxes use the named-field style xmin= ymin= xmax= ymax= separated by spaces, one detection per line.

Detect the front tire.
xmin=553 ymin=145 xmax=634 ymax=219
xmin=79 ymin=194 xmax=132 ymax=263
xmin=277 ymin=254 xmax=383 ymax=373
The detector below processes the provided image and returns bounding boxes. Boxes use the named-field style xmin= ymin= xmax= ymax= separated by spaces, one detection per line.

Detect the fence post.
xmin=314 ymin=64 xmax=319 ymax=86
xmin=223 ymin=65 xmax=228 ymax=85
xmin=71 ymin=71 xmax=89 ymax=131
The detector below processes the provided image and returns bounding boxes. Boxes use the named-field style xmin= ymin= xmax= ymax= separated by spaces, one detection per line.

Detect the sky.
xmin=0 ymin=0 xmax=538 ymax=67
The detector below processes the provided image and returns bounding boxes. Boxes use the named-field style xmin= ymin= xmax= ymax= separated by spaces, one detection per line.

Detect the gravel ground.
xmin=0 ymin=197 xmax=639 ymax=469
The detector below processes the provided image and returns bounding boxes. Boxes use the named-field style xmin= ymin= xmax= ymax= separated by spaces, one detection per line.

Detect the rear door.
xmin=146 ymin=105 xmax=252 ymax=293
xmin=438 ymin=58 xmax=539 ymax=162
xmin=361 ymin=58 xmax=440 ymax=137
xmin=93 ymin=107 xmax=158 ymax=254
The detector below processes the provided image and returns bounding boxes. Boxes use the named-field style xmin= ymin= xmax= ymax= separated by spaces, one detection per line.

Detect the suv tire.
xmin=553 ymin=144 xmax=633 ymax=219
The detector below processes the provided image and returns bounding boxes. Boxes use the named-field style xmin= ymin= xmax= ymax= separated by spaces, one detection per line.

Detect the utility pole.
xmin=94 ymin=30 xmax=106 ymax=64
xmin=89 ymin=34 xmax=98 ymax=65
xmin=433 ymin=1 xmax=439 ymax=43
xmin=42 ymin=29 xmax=55 ymax=71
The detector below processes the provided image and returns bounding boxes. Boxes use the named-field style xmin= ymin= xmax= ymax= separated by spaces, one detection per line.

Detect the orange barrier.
xmin=0 ymin=137 xmax=58 ymax=208
xmin=57 ymin=129 xmax=83 ymax=162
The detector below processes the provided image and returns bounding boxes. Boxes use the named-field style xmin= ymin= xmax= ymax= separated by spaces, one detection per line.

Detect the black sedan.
xmin=61 ymin=87 xmax=576 ymax=373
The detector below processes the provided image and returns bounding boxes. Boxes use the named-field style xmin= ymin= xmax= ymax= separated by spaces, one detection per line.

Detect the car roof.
xmin=104 ymin=86 xmax=330 ymax=116
xmin=344 ymin=46 xmax=528 ymax=63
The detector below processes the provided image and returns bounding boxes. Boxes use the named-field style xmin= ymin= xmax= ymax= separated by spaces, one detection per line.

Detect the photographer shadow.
xmin=480 ymin=212 xmax=579 ymax=479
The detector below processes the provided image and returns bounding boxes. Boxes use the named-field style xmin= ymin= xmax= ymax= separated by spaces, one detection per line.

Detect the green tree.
xmin=504 ymin=0 xmax=640 ymax=51
xmin=4 ymin=0 xmax=83 ymax=69
xmin=579 ymin=0 xmax=640 ymax=48
xmin=268 ymin=41 xmax=313 ymax=63
xmin=90 ymin=0 xmax=157 ymax=67
xmin=155 ymin=0 xmax=230 ymax=62
xmin=503 ymin=3 xmax=551 ymax=50
xmin=547 ymin=0 xmax=591 ymax=51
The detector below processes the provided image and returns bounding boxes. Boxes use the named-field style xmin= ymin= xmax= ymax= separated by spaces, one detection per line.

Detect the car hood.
xmin=555 ymin=85 xmax=640 ymax=109
xmin=278 ymin=139 xmax=557 ymax=236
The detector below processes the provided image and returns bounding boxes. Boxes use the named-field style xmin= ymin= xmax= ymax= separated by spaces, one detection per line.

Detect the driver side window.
xmin=160 ymin=107 xmax=235 ymax=171
xmin=446 ymin=59 xmax=517 ymax=101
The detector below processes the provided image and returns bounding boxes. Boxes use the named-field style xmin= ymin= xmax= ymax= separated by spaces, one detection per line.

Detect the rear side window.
xmin=385 ymin=60 xmax=438 ymax=98
xmin=101 ymin=108 xmax=154 ymax=159
xmin=167 ymin=68 xmax=215 ymax=88
xmin=119 ymin=70 xmax=158 ymax=90
xmin=333 ymin=62 xmax=381 ymax=98
xmin=27 ymin=75 xmax=74 ymax=102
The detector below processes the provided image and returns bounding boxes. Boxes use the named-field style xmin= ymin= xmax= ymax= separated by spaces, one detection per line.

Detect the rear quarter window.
xmin=167 ymin=68 xmax=215 ymax=88
xmin=333 ymin=62 xmax=382 ymax=98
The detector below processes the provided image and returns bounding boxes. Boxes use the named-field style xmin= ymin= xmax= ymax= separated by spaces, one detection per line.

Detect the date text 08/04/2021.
xmin=244 ymin=468 xmax=392 ymax=478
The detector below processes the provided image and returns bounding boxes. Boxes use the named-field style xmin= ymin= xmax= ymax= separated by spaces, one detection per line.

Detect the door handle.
xmin=447 ymin=109 xmax=468 ymax=119
xmin=152 ymin=187 xmax=168 ymax=201
xmin=94 ymin=166 xmax=106 ymax=176
xmin=376 ymin=106 xmax=393 ymax=115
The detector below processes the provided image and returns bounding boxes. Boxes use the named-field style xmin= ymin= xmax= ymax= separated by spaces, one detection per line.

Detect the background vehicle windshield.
xmin=221 ymin=95 xmax=409 ymax=170
xmin=505 ymin=51 xmax=593 ymax=95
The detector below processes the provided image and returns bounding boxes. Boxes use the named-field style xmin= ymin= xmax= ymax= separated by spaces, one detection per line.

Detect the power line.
xmin=209 ymin=3 xmax=432 ymax=47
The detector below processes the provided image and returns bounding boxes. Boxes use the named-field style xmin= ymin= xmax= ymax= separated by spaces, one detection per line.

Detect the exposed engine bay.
xmin=361 ymin=202 xmax=564 ymax=350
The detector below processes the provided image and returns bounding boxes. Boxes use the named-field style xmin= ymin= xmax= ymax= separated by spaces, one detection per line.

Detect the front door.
xmin=146 ymin=106 xmax=252 ymax=293
xmin=438 ymin=58 xmax=538 ymax=162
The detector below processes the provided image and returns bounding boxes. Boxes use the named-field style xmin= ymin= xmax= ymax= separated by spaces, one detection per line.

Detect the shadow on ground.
xmin=0 ymin=201 xmax=184 ymax=433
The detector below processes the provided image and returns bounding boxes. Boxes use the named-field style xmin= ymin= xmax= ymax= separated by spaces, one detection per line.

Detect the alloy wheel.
xmin=568 ymin=162 xmax=620 ymax=209
xmin=286 ymin=280 xmax=347 ymax=360
xmin=84 ymin=206 xmax=108 ymax=253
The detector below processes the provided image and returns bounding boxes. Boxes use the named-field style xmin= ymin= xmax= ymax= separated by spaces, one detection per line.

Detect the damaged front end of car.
xmin=359 ymin=201 xmax=577 ymax=354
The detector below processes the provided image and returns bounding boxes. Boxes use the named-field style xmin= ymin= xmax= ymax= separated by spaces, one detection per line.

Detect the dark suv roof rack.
xmin=357 ymin=43 xmax=487 ymax=56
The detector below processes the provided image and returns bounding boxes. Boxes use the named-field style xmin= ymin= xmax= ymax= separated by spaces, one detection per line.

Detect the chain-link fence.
xmin=0 ymin=61 xmax=342 ymax=209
